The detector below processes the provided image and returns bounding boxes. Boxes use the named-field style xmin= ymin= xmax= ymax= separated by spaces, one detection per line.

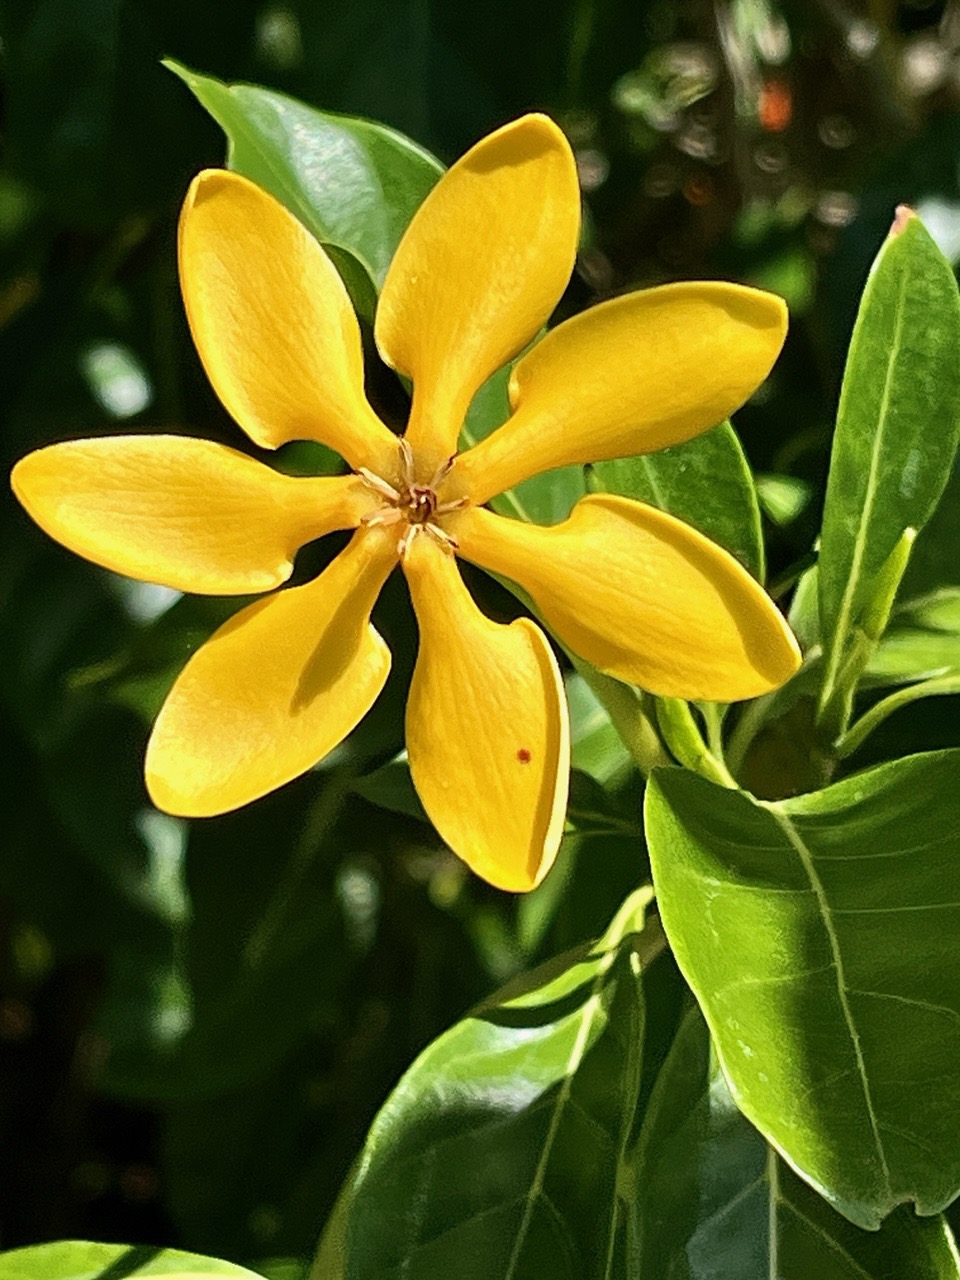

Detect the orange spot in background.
xmin=682 ymin=175 xmax=714 ymax=207
xmin=759 ymin=77 xmax=792 ymax=133
xmin=517 ymin=748 xmax=532 ymax=764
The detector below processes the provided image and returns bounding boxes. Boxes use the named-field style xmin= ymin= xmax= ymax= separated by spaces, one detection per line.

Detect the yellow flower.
xmin=11 ymin=115 xmax=800 ymax=891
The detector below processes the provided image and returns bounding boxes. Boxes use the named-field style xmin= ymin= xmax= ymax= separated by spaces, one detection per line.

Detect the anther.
xmin=425 ymin=523 xmax=459 ymax=553
xmin=429 ymin=455 xmax=457 ymax=489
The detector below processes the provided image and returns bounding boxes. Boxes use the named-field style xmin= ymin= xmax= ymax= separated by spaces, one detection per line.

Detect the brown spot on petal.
xmin=517 ymin=748 xmax=532 ymax=764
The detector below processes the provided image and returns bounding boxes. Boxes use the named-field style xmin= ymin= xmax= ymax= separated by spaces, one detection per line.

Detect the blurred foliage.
xmin=6 ymin=0 xmax=960 ymax=1272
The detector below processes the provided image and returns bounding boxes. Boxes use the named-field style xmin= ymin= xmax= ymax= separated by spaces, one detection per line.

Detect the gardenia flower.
xmin=12 ymin=115 xmax=800 ymax=891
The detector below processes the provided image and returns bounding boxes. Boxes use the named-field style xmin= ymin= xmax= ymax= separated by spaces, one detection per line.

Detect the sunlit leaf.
xmin=646 ymin=753 xmax=960 ymax=1229
xmin=166 ymin=60 xmax=442 ymax=319
xmin=818 ymin=214 xmax=960 ymax=707
xmin=0 ymin=1241 xmax=264 ymax=1280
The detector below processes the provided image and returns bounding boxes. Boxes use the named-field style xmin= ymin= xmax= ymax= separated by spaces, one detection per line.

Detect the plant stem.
xmin=656 ymin=698 xmax=738 ymax=789
xmin=834 ymin=674 xmax=960 ymax=759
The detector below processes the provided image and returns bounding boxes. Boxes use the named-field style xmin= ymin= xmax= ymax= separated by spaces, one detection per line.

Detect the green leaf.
xmin=588 ymin=421 xmax=765 ymax=580
xmin=631 ymin=1008 xmax=960 ymax=1278
xmin=866 ymin=589 xmax=960 ymax=686
xmin=757 ymin=472 xmax=813 ymax=528
xmin=819 ymin=213 xmax=960 ymax=708
xmin=902 ymin=452 xmax=960 ymax=601
xmin=645 ymin=753 xmax=960 ymax=1229
xmin=353 ymin=755 xmax=428 ymax=822
xmin=837 ymin=675 xmax=960 ymax=759
xmin=332 ymin=889 xmax=653 ymax=1279
xmin=0 ymin=1241 xmax=264 ymax=1280
xmin=166 ymin=60 xmax=442 ymax=319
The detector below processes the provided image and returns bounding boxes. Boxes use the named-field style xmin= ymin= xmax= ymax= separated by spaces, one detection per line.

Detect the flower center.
xmin=357 ymin=439 xmax=467 ymax=556
xmin=407 ymin=484 xmax=438 ymax=526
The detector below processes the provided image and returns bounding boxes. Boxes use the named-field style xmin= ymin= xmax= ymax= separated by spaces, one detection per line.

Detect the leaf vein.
xmin=761 ymin=801 xmax=893 ymax=1198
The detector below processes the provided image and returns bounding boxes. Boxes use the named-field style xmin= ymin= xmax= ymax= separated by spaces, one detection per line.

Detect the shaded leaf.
xmin=333 ymin=889 xmax=653 ymax=1279
xmin=565 ymin=672 xmax=632 ymax=785
xmin=631 ymin=1007 xmax=960 ymax=1279
xmin=865 ymin=589 xmax=960 ymax=686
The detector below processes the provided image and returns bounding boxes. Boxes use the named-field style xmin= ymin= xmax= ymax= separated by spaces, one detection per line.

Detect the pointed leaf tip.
xmin=890 ymin=204 xmax=917 ymax=237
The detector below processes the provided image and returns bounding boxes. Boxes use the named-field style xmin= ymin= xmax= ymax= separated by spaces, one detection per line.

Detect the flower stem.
xmin=656 ymin=698 xmax=738 ymax=789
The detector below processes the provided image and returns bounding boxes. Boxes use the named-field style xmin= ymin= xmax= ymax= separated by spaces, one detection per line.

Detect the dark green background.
xmin=3 ymin=0 xmax=960 ymax=1272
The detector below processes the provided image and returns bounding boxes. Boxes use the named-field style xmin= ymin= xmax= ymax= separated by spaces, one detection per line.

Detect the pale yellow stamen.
xmin=358 ymin=440 xmax=463 ymax=558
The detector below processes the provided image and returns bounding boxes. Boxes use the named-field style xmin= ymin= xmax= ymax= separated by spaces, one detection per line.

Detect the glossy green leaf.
xmin=332 ymin=889 xmax=653 ymax=1279
xmin=757 ymin=472 xmax=813 ymax=528
xmin=566 ymin=672 xmax=632 ymax=785
xmin=902 ymin=449 xmax=960 ymax=601
xmin=819 ymin=213 xmax=960 ymax=707
xmin=0 ymin=1241 xmax=264 ymax=1280
xmin=631 ymin=1008 xmax=960 ymax=1278
xmin=866 ymin=589 xmax=960 ymax=685
xmin=646 ymin=753 xmax=960 ymax=1229
xmin=588 ymin=421 xmax=765 ymax=579
xmin=353 ymin=755 xmax=428 ymax=822
xmin=166 ymin=60 xmax=442 ymax=319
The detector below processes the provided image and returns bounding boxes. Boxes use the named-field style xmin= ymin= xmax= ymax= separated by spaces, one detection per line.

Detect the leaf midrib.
xmin=823 ymin=265 xmax=910 ymax=700
xmin=501 ymin=938 xmax=621 ymax=1280
xmin=759 ymin=799 xmax=893 ymax=1204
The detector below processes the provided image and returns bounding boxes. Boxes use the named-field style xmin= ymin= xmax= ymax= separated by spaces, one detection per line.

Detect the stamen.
xmin=424 ymin=522 xmax=459 ymax=553
xmin=398 ymin=438 xmax=415 ymax=489
xmin=429 ymin=455 xmax=456 ymax=489
xmin=436 ymin=496 xmax=468 ymax=515
xmin=361 ymin=507 xmax=403 ymax=528
xmin=397 ymin=523 xmax=418 ymax=559
xmin=357 ymin=468 xmax=401 ymax=502
xmin=397 ymin=522 xmax=459 ymax=561
xmin=356 ymin=442 xmax=464 ymax=560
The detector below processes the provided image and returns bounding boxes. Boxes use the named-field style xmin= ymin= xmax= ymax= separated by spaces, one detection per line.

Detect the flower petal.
xmin=146 ymin=529 xmax=396 ymax=816
xmin=403 ymin=534 xmax=569 ymax=891
xmin=376 ymin=115 xmax=580 ymax=471
xmin=11 ymin=435 xmax=370 ymax=594
xmin=180 ymin=169 xmax=398 ymax=472
xmin=459 ymin=282 xmax=787 ymax=504
xmin=454 ymin=496 xmax=801 ymax=700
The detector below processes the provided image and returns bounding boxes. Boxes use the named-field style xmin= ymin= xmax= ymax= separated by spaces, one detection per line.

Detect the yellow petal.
xmin=403 ymin=534 xmax=569 ymax=891
xmin=11 ymin=435 xmax=370 ymax=594
xmin=454 ymin=496 xmax=801 ymax=701
xmin=180 ymin=169 xmax=398 ymax=473
xmin=146 ymin=529 xmax=396 ymax=816
xmin=459 ymin=282 xmax=787 ymax=504
xmin=376 ymin=115 xmax=580 ymax=472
